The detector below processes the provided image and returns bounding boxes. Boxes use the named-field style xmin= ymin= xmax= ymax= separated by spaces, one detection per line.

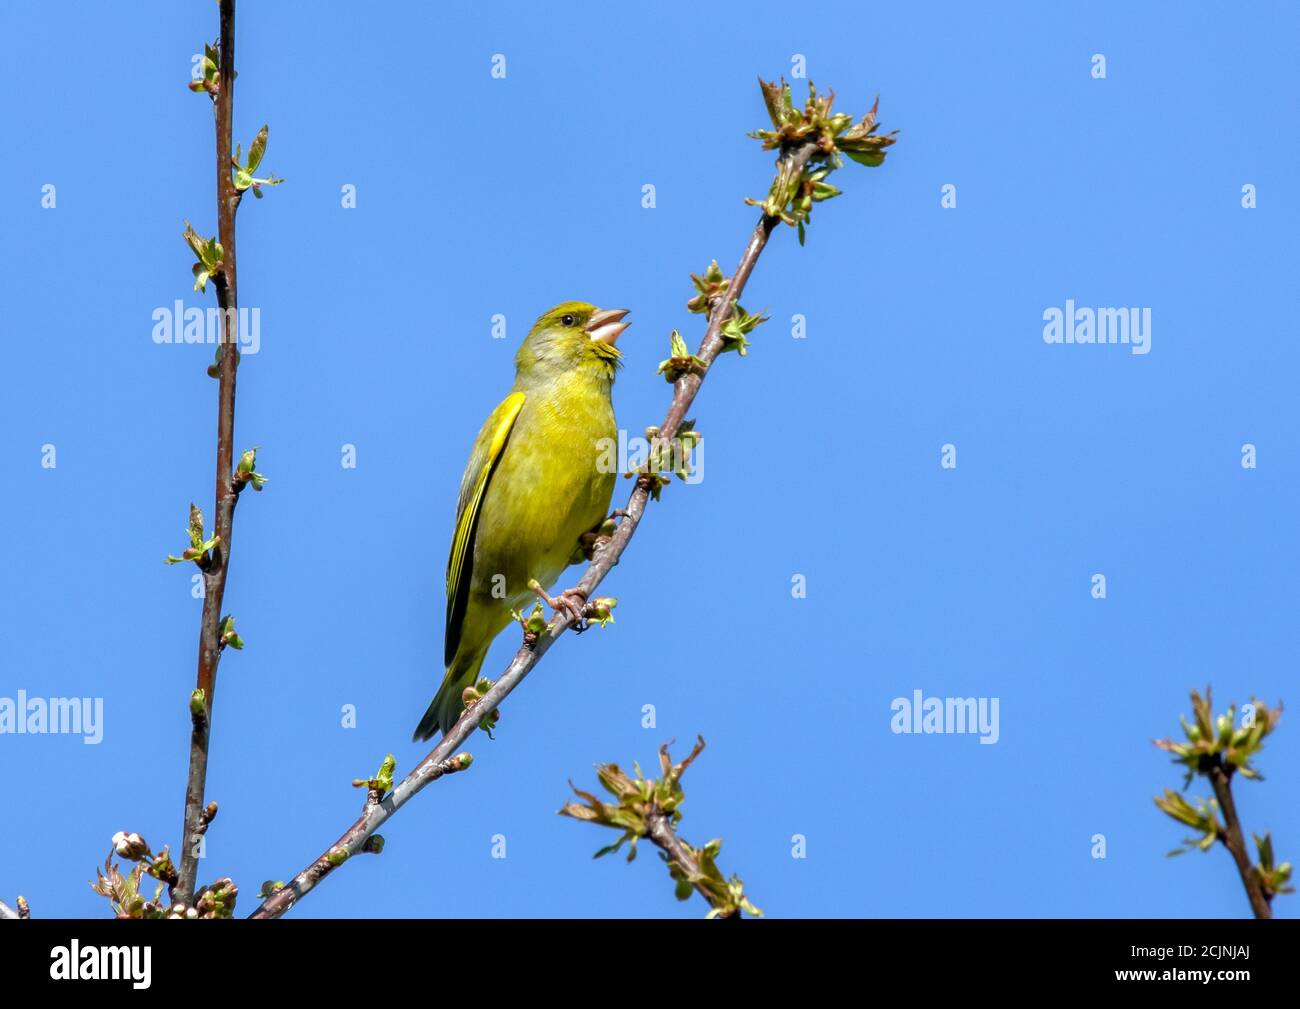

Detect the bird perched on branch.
xmin=413 ymin=302 xmax=630 ymax=742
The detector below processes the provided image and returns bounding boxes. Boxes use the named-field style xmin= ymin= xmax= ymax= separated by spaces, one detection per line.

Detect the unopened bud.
xmin=112 ymin=831 xmax=150 ymax=860
xmin=587 ymin=597 xmax=617 ymax=627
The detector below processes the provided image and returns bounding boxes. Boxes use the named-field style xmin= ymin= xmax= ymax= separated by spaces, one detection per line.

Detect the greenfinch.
xmin=413 ymin=301 xmax=630 ymax=741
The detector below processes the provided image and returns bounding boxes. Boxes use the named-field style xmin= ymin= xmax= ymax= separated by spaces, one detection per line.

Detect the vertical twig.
xmin=177 ymin=0 xmax=241 ymax=907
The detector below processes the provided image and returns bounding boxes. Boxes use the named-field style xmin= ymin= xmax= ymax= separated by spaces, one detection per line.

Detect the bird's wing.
xmin=445 ymin=391 xmax=526 ymax=667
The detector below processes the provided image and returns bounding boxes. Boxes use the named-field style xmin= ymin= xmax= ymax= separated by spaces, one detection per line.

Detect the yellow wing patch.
xmin=444 ymin=391 xmax=525 ymax=667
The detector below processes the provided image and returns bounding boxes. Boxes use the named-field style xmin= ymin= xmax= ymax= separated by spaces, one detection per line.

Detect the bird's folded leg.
xmin=576 ymin=510 xmax=628 ymax=563
xmin=528 ymin=579 xmax=590 ymax=631
xmin=575 ymin=532 xmax=604 ymax=564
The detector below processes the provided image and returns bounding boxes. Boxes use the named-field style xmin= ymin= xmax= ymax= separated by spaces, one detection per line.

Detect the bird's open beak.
xmin=585 ymin=308 xmax=631 ymax=346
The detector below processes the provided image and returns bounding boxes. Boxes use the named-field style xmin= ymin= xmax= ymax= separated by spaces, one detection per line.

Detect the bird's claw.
xmin=530 ymin=581 xmax=590 ymax=631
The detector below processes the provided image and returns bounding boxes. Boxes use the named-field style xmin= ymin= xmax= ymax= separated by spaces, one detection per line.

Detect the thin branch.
xmin=559 ymin=739 xmax=758 ymax=916
xmin=247 ymin=140 xmax=820 ymax=919
xmin=643 ymin=811 xmax=740 ymax=919
xmin=248 ymin=753 xmax=473 ymax=917
xmin=1208 ymin=761 xmax=1272 ymax=919
xmin=177 ymin=0 xmax=244 ymax=906
xmin=1153 ymin=689 xmax=1286 ymax=918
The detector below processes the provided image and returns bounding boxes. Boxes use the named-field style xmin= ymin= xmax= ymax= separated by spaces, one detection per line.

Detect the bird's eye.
xmin=561 ymin=314 xmax=576 ymax=327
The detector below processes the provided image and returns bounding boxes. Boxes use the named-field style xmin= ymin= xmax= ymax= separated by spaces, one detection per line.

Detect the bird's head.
xmin=515 ymin=301 xmax=630 ymax=384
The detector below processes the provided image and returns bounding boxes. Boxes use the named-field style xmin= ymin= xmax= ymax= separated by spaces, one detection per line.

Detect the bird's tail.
xmin=412 ymin=647 xmax=488 ymax=743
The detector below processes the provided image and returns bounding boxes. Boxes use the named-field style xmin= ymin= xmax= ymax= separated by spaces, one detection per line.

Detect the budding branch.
xmin=177 ymin=0 xmax=245 ymax=906
xmin=1208 ymin=763 xmax=1273 ymax=919
xmin=247 ymin=139 xmax=821 ymax=918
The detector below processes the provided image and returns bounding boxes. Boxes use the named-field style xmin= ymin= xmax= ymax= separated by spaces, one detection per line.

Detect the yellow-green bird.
xmin=413 ymin=301 xmax=631 ymax=742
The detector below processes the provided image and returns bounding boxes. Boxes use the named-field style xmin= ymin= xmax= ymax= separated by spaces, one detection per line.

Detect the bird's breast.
xmin=472 ymin=384 xmax=617 ymax=597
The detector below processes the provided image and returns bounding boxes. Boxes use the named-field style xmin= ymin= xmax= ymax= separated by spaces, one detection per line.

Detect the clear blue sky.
xmin=1 ymin=1 xmax=1296 ymax=919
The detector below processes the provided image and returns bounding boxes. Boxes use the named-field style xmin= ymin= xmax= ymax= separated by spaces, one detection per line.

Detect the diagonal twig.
xmin=643 ymin=810 xmax=740 ymax=919
xmin=248 ymin=140 xmax=822 ymax=919
xmin=1207 ymin=762 xmax=1273 ymax=919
